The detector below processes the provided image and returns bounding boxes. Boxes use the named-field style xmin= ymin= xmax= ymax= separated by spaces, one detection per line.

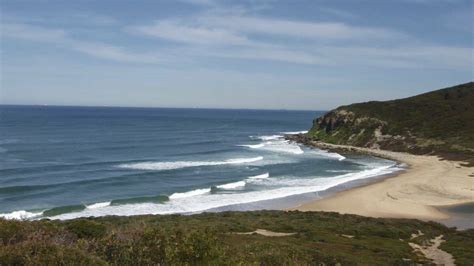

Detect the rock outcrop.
xmin=308 ymin=108 xmax=414 ymax=151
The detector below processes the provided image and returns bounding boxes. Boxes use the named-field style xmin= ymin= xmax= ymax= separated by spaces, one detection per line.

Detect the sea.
xmin=0 ymin=105 xmax=402 ymax=220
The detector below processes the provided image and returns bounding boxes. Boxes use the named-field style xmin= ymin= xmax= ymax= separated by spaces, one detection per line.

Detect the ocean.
xmin=0 ymin=105 xmax=401 ymax=220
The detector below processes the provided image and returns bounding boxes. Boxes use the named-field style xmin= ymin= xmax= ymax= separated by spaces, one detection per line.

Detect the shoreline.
xmin=287 ymin=135 xmax=474 ymax=223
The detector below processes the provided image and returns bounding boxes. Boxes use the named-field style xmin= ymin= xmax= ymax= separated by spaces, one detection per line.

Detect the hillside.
xmin=1 ymin=211 xmax=473 ymax=265
xmin=306 ymin=82 xmax=474 ymax=164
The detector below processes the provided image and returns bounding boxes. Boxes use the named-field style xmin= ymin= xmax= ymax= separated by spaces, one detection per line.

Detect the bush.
xmin=0 ymin=219 xmax=28 ymax=244
xmin=0 ymin=243 xmax=107 ymax=265
xmin=66 ymin=219 xmax=106 ymax=239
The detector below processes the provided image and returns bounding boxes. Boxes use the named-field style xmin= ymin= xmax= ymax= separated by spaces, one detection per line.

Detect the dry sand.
xmin=293 ymin=142 xmax=474 ymax=221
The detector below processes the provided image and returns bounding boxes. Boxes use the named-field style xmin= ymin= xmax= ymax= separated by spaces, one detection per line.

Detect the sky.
xmin=0 ymin=0 xmax=472 ymax=110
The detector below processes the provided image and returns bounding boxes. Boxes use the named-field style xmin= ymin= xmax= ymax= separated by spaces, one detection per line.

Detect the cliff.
xmin=306 ymin=82 xmax=474 ymax=163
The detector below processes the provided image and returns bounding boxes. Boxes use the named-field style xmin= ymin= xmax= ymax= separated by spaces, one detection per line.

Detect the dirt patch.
xmin=231 ymin=229 xmax=296 ymax=237
xmin=410 ymin=230 xmax=424 ymax=240
xmin=340 ymin=234 xmax=354 ymax=239
xmin=409 ymin=235 xmax=455 ymax=266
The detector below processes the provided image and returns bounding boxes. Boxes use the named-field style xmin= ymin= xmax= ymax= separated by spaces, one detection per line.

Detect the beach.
xmin=292 ymin=140 xmax=474 ymax=222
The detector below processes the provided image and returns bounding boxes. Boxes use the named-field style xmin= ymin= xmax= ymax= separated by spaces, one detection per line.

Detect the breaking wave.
xmin=0 ymin=210 xmax=43 ymax=220
xmin=252 ymin=135 xmax=283 ymax=141
xmin=242 ymin=135 xmax=304 ymax=155
xmin=238 ymin=143 xmax=265 ymax=149
xmin=169 ymin=188 xmax=211 ymax=199
xmin=247 ymin=173 xmax=270 ymax=179
xmin=42 ymin=163 xmax=402 ymax=220
xmin=118 ymin=156 xmax=264 ymax=171
xmin=310 ymin=149 xmax=346 ymax=161
xmin=281 ymin=130 xmax=308 ymax=134
xmin=86 ymin=201 xmax=111 ymax=209
xmin=216 ymin=181 xmax=246 ymax=190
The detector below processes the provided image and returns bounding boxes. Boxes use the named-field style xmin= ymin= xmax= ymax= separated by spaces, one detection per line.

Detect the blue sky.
xmin=1 ymin=0 xmax=472 ymax=110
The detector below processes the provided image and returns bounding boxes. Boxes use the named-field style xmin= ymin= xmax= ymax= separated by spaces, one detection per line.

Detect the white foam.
xmin=238 ymin=143 xmax=265 ymax=149
xmin=253 ymin=135 xmax=283 ymax=141
xmin=281 ymin=130 xmax=308 ymax=134
xmin=170 ymin=188 xmax=211 ymax=199
xmin=326 ymin=170 xmax=354 ymax=173
xmin=260 ymin=140 xmax=304 ymax=154
xmin=0 ymin=210 xmax=43 ymax=220
xmin=216 ymin=181 xmax=246 ymax=190
xmin=86 ymin=202 xmax=111 ymax=209
xmin=118 ymin=156 xmax=264 ymax=171
xmin=311 ymin=149 xmax=346 ymax=161
xmin=272 ymin=165 xmax=397 ymax=187
xmin=241 ymin=138 xmax=303 ymax=155
xmin=46 ymin=163 xmax=402 ymax=220
xmin=247 ymin=173 xmax=270 ymax=179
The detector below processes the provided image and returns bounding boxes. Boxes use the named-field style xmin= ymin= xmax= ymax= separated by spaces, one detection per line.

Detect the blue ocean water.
xmin=0 ymin=105 xmax=400 ymax=220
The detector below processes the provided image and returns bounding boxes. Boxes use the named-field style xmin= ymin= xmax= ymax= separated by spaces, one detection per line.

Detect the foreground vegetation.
xmin=1 ymin=211 xmax=473 ymax=265
xmin=307 ymin=82 xmax=474 ymax=165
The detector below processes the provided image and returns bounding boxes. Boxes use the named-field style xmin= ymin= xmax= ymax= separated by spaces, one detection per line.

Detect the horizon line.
xmin=0 ymin=103 xmax=326 ymax=112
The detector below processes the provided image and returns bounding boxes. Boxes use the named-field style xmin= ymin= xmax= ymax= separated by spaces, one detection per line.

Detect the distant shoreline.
xmin=287 ymin=134 xmax=474 ymax=227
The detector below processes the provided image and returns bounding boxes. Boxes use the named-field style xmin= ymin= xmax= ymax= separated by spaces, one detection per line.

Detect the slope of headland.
xmin=305 ymin=82 xmax=474 ymax=165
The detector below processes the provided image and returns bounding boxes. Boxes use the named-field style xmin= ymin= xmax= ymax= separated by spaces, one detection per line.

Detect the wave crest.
xmin=311 ymin=149 xmax=346 ymax=161
xmin=252 ymin=135 xmax=283 ymax=141
xmin=169 ymin=188 xmax=211 ymax=199
xmin=238 ymin=143 xmax=265 ymax=149
xmin=118 ymin=156 xmax=264 ymax=171
xmin=281 ymin=130 xmax=308 ymax=134
xmin=247 ymin=173 xmax=270 ymax=179
xmin=0 ymin=210 xmax=43 ymax=220
xmin=86 ymin=202 xmax=111 ymax=209
xmin=216 ymin=181 xmax=246 ymax=190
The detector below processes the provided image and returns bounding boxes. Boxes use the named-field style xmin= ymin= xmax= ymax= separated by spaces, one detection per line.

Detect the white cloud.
xmin=318 ymin=7 xmax=357 ymax=19
xmin=2 ymin=14 xmax=471 ymax=70
xmin=130 ymin=20 xmax=253 ymax=46
xmin=198 ymin=15 xmax=403 ymax=40
xmin=1 ymin=23 xmax=164 ymax=64
xmin=126 ymin=13 xmax=471 ymax=69
xmin=1 ymin=23 xmax=67 ymax=42
xmin=201 ymin=47 xmax=329 ymax=65
xmin=130 ymin=15 xmax=404 ymax=45
xmin=2 ymin=12 xmax=118 ymax=27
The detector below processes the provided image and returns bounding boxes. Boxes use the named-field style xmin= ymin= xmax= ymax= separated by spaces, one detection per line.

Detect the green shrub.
xmin=66 ymin=219 xmax=106 ymax=239
xmin=0 ymin=243 xmax=106 ymax=265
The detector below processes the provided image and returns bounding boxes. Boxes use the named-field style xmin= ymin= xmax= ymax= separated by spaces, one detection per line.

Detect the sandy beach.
xmin=293 ymin=141 xmax=474 ymax=221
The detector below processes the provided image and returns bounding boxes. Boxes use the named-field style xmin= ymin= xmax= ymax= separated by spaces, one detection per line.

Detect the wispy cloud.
xmin=126 ymin=12 xmax=471 ymax=69
xmin=130 ymin=20 xmax=253 ymax=46
xmin=2 ymin=12 xmax=118 ymax=27
xmin=318 ymin=7 xmax=358 ymax=19
xmin=1 ymin=23 xmax=163 ymax=64
xmin=1 ymin=0 xmax=472 ymax=109
xmin=198 ymin=15 xmax=402 ymax=40
xmin=2 ymin=8 xmax=472 ymax=70
xmin=130 ymin=15 xmax=404 ymax=44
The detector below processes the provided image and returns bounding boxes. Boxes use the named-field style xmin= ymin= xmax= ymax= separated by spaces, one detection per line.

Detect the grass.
xmin=1 ymin=211 xmax=473 ymax=265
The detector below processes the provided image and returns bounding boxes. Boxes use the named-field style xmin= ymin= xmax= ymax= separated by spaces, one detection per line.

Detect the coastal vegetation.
xmin=306 ymin=82 xmax=474 ymax=165
xmin=1 ymin=211 xmax=473 ymax=265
